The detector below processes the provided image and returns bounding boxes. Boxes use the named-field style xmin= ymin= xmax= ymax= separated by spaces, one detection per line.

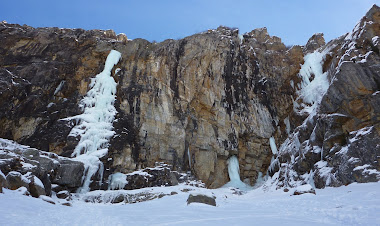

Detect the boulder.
xmin=28 ymin=175 xmax=46 ymax=198
xmin=187 ymin=194 xmax=216 ymax=206
xmin=110 ymin=194 xmax=125 ymax=204
xmin=6 ymin=171 xmax=30 ymax=190
xmin=51 ymin=184 xmax=65 ymax=193
xmin=109 ymin=163 xmax=187 ymax=190
xmin=293 ymin=184 xmax=316 ymax=195
xmin=0 ymin=154 xmax=23 ymax=175
xmin=40 ymin=172 xmax=52 ymax=196
xmin=52 ymin=159 xmax=84 ymax=189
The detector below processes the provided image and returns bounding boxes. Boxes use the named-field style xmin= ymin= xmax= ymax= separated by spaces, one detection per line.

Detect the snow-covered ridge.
xmin=64 ymin=50 xmax=121 ymax=193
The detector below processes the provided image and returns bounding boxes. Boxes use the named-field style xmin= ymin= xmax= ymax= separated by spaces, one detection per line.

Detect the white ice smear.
xmin=65 ymin=50 xmax=121 ymax=193
xmin=296 ymin=47 xmax=331 ymax=114
xmin=223 ymin=156 xmax=252 ymax=191
xmin=187 ymin=147 xmax=191 ymax=169
xmin=284 ymin=116 xmax=291 ymax=134
xmin=54 ymin=80 xmax=65 ymax=95
xmin=108 ymin=172 xmax=128 ymax=190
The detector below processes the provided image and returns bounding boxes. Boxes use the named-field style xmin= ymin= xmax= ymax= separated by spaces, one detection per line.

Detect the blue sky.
xmin=1 ymin=0 xmax=379 ymax=45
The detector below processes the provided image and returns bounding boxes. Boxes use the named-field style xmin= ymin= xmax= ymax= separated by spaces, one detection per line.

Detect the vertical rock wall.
xmin=105 ymin=27 xmax=304 ymax=187
xmin=0 ymin=23 xmax=303 ymax=188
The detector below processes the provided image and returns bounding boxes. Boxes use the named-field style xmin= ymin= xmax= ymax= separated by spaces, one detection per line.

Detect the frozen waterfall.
xmin=223 ymin=156 xmax=251 ymax=191
xmin=65 ymin=50 xmax=121 ymax=193
xmin=295 ymin=45 xmax=334 ymax=115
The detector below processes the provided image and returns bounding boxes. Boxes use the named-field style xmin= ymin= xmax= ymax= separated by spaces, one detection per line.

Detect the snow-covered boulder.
xmin=293 ymin=184 xmax=316 ymax=195
xmin=28 ymin=175 xmax=46 ymax=198
xmin=187 ymin=194 xmax=216 ymax=206
xmin=6 ymin=171 xmax=30 ymax=190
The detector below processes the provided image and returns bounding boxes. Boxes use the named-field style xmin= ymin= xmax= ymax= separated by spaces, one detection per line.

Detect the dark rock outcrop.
xmin=0 ymin=138 xmax=84 ymax=194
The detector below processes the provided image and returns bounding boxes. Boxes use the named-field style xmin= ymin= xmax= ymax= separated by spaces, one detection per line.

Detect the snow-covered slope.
xmin=0 ymin=182 xmax=379 ymax=225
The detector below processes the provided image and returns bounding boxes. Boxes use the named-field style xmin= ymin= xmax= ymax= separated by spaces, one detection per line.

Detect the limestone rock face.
xmin=104 ymin=25 xmax=304 ymax=188
xmin=0 ymin=5 xmax=379 ymax=190
xmin=0 ymin=22 xmax=302 ymax=188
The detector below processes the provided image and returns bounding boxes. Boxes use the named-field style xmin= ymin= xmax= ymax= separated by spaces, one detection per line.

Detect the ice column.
xmin=295 ymin=46 xmax=332 ymax=114
xmin=223 ymin=156 xmax=251 ymax=191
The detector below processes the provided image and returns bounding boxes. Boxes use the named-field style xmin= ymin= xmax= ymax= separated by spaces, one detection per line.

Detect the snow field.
xmin=0 ymin=182 xmax=379 ymax=225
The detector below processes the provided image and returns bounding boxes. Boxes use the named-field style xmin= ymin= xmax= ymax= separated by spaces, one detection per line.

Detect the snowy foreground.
xmin=1 ymin=182 xmax=380 ymax=225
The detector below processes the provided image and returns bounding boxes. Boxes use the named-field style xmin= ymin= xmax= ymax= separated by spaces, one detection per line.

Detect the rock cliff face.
xmin=270 ymin=5 xmax=380 ymax=189
xmin=0 ymin=5 xmax=379 ymax=191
